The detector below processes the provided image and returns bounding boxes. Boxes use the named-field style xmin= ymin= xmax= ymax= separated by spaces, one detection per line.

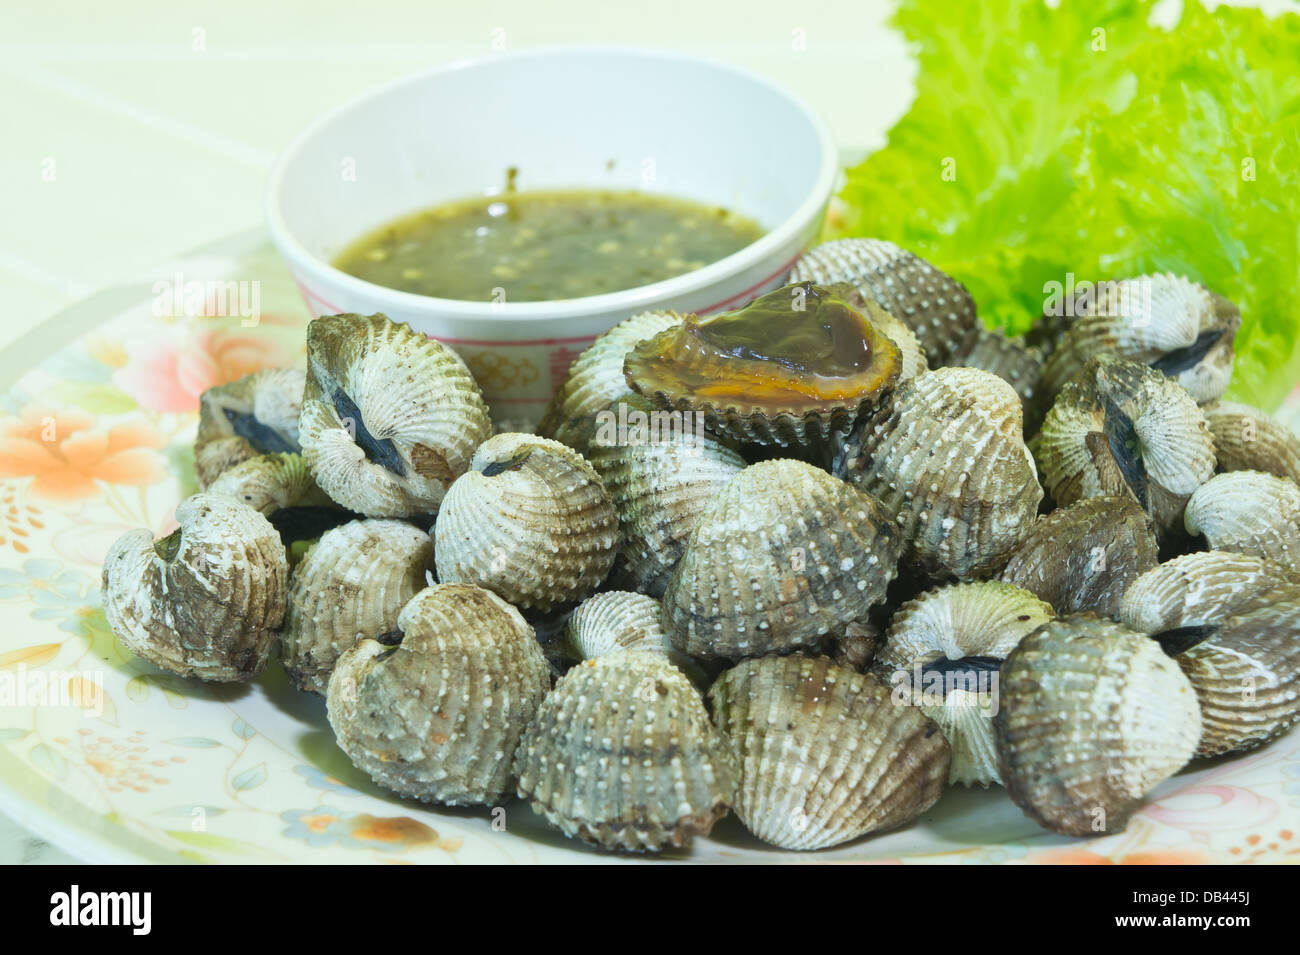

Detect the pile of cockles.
xmin=101 ymin=238 xmax=1300 ymax=853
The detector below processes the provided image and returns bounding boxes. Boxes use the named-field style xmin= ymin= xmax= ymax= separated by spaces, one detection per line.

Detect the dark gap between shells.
xmin=268 ymin=506 xmax=357 ymax=546
xmin=332 ymin=388 xmax=406 ymax=477
xmin=1101 ymin=392 xmax=1149 ymax=510
xmin=481 ymin=449 xmax=533 ymax=477
xmin=222 ymin=407 xmax=299 ymax=455
xmin=1155 ymin=624 xmax=1218 ymax=657
xmin=1149 ymin=328 xmax=1226 ymax=378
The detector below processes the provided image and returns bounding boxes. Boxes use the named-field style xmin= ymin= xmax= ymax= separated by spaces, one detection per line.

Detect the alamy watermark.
xmin=152 ymin=272 xmax=261 ymax=326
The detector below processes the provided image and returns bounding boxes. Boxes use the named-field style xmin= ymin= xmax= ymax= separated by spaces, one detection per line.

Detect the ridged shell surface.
xmin=950 ymin=327 xmax=1043 ymax=411
xmin=1039 ymin=274 xmax=1238 ymax=403
xmin=326 ymin=584 xmax=550 ymax=805
xmin=708 ymin=655 xmax=950 ymax=850
xmin=102 ymin=494 xmax=288 ymax=682
xmin=875 ymin=582 xmax=1053 ymax=786
xmin=1118 ymin=551 xmax=1298 ymax=633
xmin=205 ymin=452 xmax=330 ymax=516
xmin=586 ymin=421 xmax=745 ymax=596
xmin=195 ymin=367 xmax=305 ymax=488
xmin=435 ymin=433 xmax=619 ymax=610
xmin=1204 ymin=401 xmax=1300 ymax=483
xmin=1184 ymin=470 xmax=1300 ymax=568
xmin=836 ymin=367 xmax=1042 ymax=578
xmin=1033 ymin=355 xmax=1215 ymax=533
xmin=563 ymin=591 xmax=672 ymax=659
xmin=514 ymin=650 xmax=736 ymax=852
xmin=995 ymin=617 xmax=1201 ymax=836
xmin=536 ymin=310 xmax=684 ymax=451
xmin=299 ymin=313 xmax=491 ymax=517
xmin=662 ymin=459 xmax=901 ymax=659
xmin=1000 ymin=496 xmax=1158 ymax=617
xmin=280 ymin=518 xmax=433 ymax=694
xmin=789 ymin=238 xmax=979 ymax=363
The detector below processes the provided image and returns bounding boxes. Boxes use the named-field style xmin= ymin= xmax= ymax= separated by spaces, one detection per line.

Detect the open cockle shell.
xmin=1184 ymin=470 xmax=1300 ymax=569
xmin=661 ymin=459 xmax=901 ymax=660
xmin=1000 ymin=496 xmax=1158 ymax=617
xmin=298 ymin=313 xmax=491 ymax=518
xmin=708 ymin=655 xmax=950 ymax=850
xmin=326 ymin=583 xmax=550 ymax=806
xmin=874 ymin=581 xmax=1054 ymax=786
xmin=836 ymin=366 xmax=1042 ymax=579
xmin=1039 ymin=274 xmax=1239 ymax=404
xmin=624 ymin=283 xmax=902 ymax=448
xmin=537 ymin=310 xmax=685 ymax=452
xmin=514 ymin=650 xmax=736 ymax=853
xmin=195 ymin=367 xmax=305 ymax=488
xmin=280 ymin=518 xmax=434 ymax=694
xmin=434 ymin=433 xmax=619 ymax=611
xmin=1032 ymin=354 xmax=1216 ymax=534
xmin=585 ymin=419 xmax=745 ymax=597
xmin=1119 ymin=552 xmax=1300 ymax=756
xmin=995 ymin=616 xmax=1201 ymax=837
xmin=102 ymin=493 xmax=288 ymax=682
xmin=1203 ymin=400 xmax=1300 ymax=484
xmin=789 ymin=237 xmax=979 ymax=364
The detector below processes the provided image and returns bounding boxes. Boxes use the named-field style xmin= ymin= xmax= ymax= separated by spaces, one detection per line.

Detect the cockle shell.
xmin=661 ymin=459 xmax=901 ymax=659
xmin=326 ymin=583 xmax=550 ymax=805
xmin=205 ymin=452 xmax=332 ymax=516
xmin=514 ymin=650 xmax=736 ymax=852
xmin=624 ymin=283 xmax=902 ymax=448
xmin=827 ymin=618 xmax=883 ymax=672
xmin=950 ymin=327 xmax=1044 ymax=415
xmin=822 ymin=281 xmax=928 ymax=380
xmin=298 ymin=313 xmax=492 ymax=518
xmin=1000 ymin=496 xmax=1159 ymax=617
xmin=563 ymin=591 xmax=672 ymax=659
xmin=102 ymin=494 xmax=288 ymax=682
xmin=708 ymin=655 xmax=950 ymax=850
xmin=789 ymin=238 xmax=979 ymax=363
xmin=1203 ymin=401 xmax=1300 ymax=483
xmin=1039 ymin=274 xmax=1239 ymax=403
xmin=995 ymin=616 xmax=1201 ymax=836
xmin=195 ymin=367 xmax=305 ymax=488
xmin=434 ymin=433 xmax=619 ymax=611
xmin=280 ymin=518 xmax=434 ymax=694
xmin=874 ymin=582 xmax=1054 ymax=786
xmin=1184 ymin=470 xmax=1300 ymax=568
xmin=585 ymin=419 xmax=745 ymax=596
xmin=1119 ymin=552 xmax=1300 ymax=756
xmin=537 ymin=310 xmax=684 ymax=451
xmin=1032 ymin=354 xmax=1215 ymax=534
xmin=836 ymin=366 xmax=1042 ymax=579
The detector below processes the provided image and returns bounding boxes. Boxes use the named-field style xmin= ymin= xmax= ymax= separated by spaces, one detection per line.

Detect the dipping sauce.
xmin=333 ymin=189 xmax=764 ymax=302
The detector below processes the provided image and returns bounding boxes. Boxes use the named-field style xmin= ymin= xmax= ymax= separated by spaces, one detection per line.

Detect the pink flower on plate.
xmin=114 ymin=325 xmax=285 ymax=414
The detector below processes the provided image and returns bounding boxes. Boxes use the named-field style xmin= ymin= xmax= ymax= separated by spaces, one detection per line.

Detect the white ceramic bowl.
xmin=265 ymin=46 xmax=837 ymax=425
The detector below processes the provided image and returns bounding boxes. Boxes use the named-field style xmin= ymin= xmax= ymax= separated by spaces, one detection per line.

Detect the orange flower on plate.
xmin=0 ymin=406 xmax=165 ymax=501
xmin=114 ymin=326 xmax=283 ymax=414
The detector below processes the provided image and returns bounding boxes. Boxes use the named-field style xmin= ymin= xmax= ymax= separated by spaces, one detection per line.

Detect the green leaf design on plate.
xmin=231 ymin=762 xmax=266 ymax=791
xmin=124 ymin=675 xmax=150 ymax=702
xmin=165 ymin=737 xmax=221 ymax=748
xmin=0 ymin=728 xmax=30 ymax=741
xmin=232 ymin=718 xmax=257 ymax=740
xmin=157 ymin=804 xmax=227 ymax=817
xmin=47 ymin=381 xmax=138 ymax=414
xmin=166 ymin=830 xmax=265 ymax=856
xmin=29 ymin=743 xmax=68 ymax=780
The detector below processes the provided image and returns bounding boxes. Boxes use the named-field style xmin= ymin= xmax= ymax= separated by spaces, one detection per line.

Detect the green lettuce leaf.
xmin=834 ymin=0 xmax=1300 ymax=409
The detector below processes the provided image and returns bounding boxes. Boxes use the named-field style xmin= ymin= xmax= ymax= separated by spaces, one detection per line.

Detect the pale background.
xmin=0 ymin=0 xmax=911 ymax=863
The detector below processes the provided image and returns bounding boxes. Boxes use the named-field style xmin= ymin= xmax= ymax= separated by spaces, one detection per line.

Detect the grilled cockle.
xmin=1038 ymin=274 xmax=1239 ymax=404
xmin=789 ymin=238 xmax=979 ymax=363
xmin=624 ymin=282 xmax=902 ymax=447
xmin=435 ymin=433 xmax=619 ymax=611
xmin=298 ymin=313 xmax=491 ymax=517
xmin=194 ymin=367 xmax=305 ymax=488
xmin=1184 ymin=470 xmax=1300 ymax=568
xmin=537 ymin=310 xmax=685 ymax=452
xmin=514 ymin=650 xmax=736 ymax=852
xmin=585 ymin=418 xmax=745 ymax=596
xmin=708 ymin=654 xmax=950 ymax=850
xmin=661 ymin=459 xmax=901 ymax=659
xmin=836 ymin=366 xmax=1042 ymax=579
xmin=1000 ymin=496 xmax=1158 ymax=617
xmin=1033 ymin=354 xmax=1215 ymax=534
xmin=1203 ymin=401 xmax=1300 ymax=484
xmin=1119 ymin=552 xmax=1300 ymax=756
xmin=326 ymin=583 xmax=550 ymax=805
xmin=874 ymin=582 xmax=1054 ymax=786
xmin=995 ymin=616 xmax=1201 ymax=837
xmin=280 ymin=518 xmax=433 ymax=694
xmin=102 ymin=493 xmax=288 ymax=682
